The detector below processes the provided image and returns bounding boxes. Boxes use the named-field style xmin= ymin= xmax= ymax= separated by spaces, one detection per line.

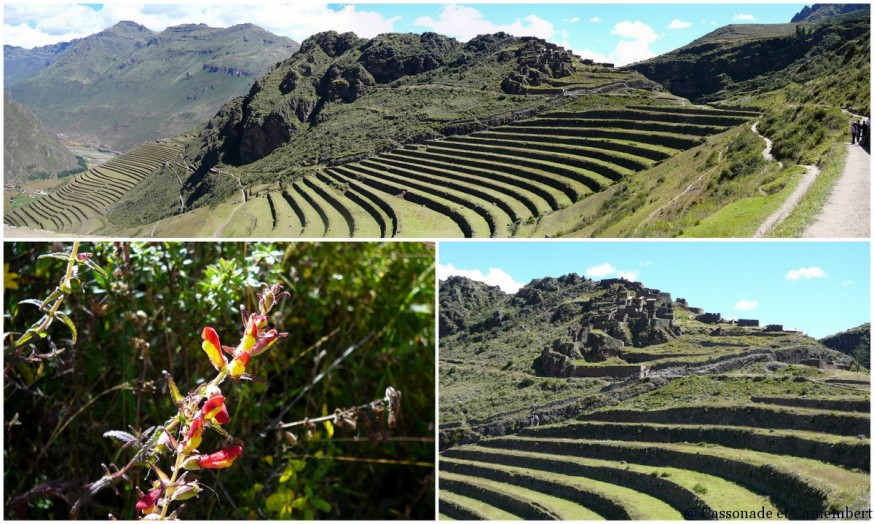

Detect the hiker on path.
xmin=862 ymin=117 xmax=871 ymax=148
xmin=851 ymin=121 xmax=858 ymax=144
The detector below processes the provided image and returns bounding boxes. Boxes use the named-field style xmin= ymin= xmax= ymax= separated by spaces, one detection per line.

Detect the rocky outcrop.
xmin=791 ymin=3 xmax=869 ymax=23
xmin=819 ymin=323 xmax=870 ymax=356
xmin=586 ymin=332 xmax=624 ymax=361
xmin=500 ymin=38 xmax=576 ymax=95
xmin=533 ymin=347 xmax=573 ymax=377
xmin=299 ymin=31 xmax=364 ymax=58
xmin=318 ymin=63 xmax=375 ymax=103
xmin=439 ymin=276 xmax=508 ymax=336
xmin=358 ymin=32 xmax=459 ymax=83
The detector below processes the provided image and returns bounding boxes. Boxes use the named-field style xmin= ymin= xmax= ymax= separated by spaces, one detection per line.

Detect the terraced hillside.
xmin=200 ymin=103 xmax=756 ymax=238
xmin=439 ymin=275 xmax=870 ymax=519
xmin=4 ymin=142 xmax=182 ymax=234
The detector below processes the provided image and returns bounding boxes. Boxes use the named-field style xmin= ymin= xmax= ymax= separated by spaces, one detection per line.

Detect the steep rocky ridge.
xmin=628 ymin=7 xmax=869 ymax=107
xmin=791 ymin=3 xmax=869 ymax=23
xmin=820 ymin=323 xmax=870 ymax=368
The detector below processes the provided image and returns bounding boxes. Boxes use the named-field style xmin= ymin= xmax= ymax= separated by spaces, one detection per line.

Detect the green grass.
xmin=681 ymin=165 xmax=805 ymax=237
xmin=441 ymin=455 xmax=682 ymax=519
xmin=612 ymin=373 xmax=867 ymax=411
xmin=441 ymin=470 xmax=605 ymax=520
xmin=439 ymin=490 xmax=520 ymax=520
xmin=490 ymin=437 xmax=870 ymax=510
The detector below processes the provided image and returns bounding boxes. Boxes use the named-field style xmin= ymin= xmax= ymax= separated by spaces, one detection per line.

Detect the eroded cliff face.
xmin=188 ymin=31 xmax=467 ymax=168
xmin=628 ymin=14 xmax=869 ymax=103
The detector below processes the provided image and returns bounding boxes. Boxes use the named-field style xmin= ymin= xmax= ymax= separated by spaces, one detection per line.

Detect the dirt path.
xmin=211 ymin=169 xmax=247 ymax=238
xmin=751 ymin=119 xmax=818 ymax=238
xmin=212 ymin=201 xmax=245 ymax=238
xmin=754 ymin=164 xmax=820 ymax=238
xmin=751 ymin=120 xmax=783 ymax=168
xmin=802 ymin=143 xmax=870 ymax=238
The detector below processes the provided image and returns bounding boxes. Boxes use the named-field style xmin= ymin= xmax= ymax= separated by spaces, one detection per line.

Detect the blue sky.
xmin=438 ymin=241 xmax=871 ymax=338
xmin=5 ymin=3 xmax=810 ymax=65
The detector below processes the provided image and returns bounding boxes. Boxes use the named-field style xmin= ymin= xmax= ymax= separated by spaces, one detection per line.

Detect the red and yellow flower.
xmin=183 ymin=445 xmax=243 ymax=470
xmin=181 ymin=419 xmax=203 ymax=454
xmin=201 ymin=327 xmax=227 ymax=372
xmin=201 ymin=395 xmax=228 ymax=424
xmin=136 ymin=487 xmax=162 ymax=513
xmin=228 ymin=351 xmax=250 ymax=379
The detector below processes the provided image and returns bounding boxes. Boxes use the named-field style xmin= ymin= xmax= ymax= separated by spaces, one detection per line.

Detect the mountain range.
xmin=5 ymin=21 xmax=299 ymax=151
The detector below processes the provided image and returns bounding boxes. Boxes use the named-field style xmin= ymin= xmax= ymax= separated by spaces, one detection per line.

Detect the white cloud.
xmin=610 ymin=21 xmax=659 ymax=65
xmin=569 ymin=20 xmax=658 ymax=66
xmin=589 ymin=17 xmax=602 ymax=23
xmin=733 ymin=13 xmax=757 ymax=22
xmin=584 ymin=262 xmax=638 ymax=281
xmin=414 ymin=5 xmax=553 ymax=42
xmin=785 ymin=266 xmax=829 ymax=281
xmin=842 ymin=280 xmax=853 ymax=287
xmin=576 ymin=48 xmax=612 ymax=63
xmin=734 ymin=299 xmax=759 ymax=311
xmin=585 ymin=262 xmax=617 ymax=277
xmin=3 ymin=3 xmax=402 ymax=48
xmin=437 ymin=263 xmax=524 ymax=294
xmin=565 ymin=17 xmax=580 ymax=23
xmin=668 ymin=19 xmax=692 ymax=30
xmin=617 ymin=270 xmax=639 ymax=281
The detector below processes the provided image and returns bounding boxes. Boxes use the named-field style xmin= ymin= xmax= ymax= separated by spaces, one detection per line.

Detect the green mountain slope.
xmin=628 ymin=7 xmax=869 ymax=111
xmin=439 ymin=274 xmax=861 ymax=444
xmin=8 ymin=21 xmax=299 ymax=151
xmin=131 ymin=31 xmax=665 ymax=222
xmin=4 ymin=97 xmax=80 ymax=186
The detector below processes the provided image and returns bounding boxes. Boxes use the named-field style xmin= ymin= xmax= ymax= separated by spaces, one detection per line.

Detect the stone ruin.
xmin=501 ymin=38 xmax=577 ymax=95
xmin=533 ymin=278 xmax=678 ymax=379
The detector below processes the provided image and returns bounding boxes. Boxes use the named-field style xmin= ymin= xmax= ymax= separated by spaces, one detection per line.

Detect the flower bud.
xmin=136 ymin=487 xmax=162 ymax=513
xmin=193 ymin=445 xmax=243 ymax=469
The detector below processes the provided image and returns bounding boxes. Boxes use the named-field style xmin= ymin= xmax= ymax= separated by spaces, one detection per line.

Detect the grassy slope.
xmin=4 ymin=97 xmax=80 ymax=187
xmin=438 ymin=276 xmax=864 ymax=429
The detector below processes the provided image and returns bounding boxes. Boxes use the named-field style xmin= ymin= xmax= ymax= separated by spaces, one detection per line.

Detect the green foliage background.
xmin=3 ymin=241 xmax=435 ymax=520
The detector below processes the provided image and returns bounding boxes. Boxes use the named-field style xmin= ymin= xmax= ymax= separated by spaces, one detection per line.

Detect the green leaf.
xmin=18 ymin=299 xmax=45 ymax=309
xmin=79 ymin=257 xmax=108 ymax=278
xmin=312 ymin=498 xmax=331 ymax=513
xmin=54 ymin=311 xmax=77 ymax=343
xmin=103 ymin=430 xmax=139 ymax=445
xmin=38 ymin=252 xmax=74 ymax=262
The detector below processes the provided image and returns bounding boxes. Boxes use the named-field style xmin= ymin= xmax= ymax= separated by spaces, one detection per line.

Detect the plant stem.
xmin=48 ymin=241 xmax=80 ymax=317
xmin=159 ymin=451 xmax=186 ymax=520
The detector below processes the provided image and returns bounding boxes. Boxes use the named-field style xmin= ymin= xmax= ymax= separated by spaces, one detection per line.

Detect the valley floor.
xmin=3 ymin=224 xmax=108 ymax=238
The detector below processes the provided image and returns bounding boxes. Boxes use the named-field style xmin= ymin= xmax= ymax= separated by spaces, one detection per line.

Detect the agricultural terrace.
xmin=4 ymin=142 xmax=181 ymax=233
xmin=243 ymin=104 xmax=757 ymax=238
